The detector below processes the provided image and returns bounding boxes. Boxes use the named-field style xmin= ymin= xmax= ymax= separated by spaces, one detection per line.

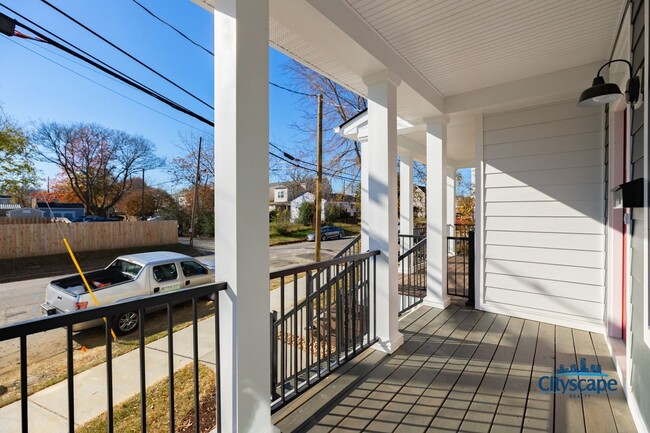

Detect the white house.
xmin=289 ymin=191 xmax=325 ymax=222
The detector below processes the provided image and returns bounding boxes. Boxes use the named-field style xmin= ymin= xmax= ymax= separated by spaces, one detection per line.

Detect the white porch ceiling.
xmin=197 ymin=0 xmax=627 ymax=164
xmin=345 ymin=0 xmax=625 ymax=97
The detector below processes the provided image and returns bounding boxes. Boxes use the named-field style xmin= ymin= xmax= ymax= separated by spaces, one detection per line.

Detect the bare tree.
xmin=283 ymin=61 xmax=366 ymax=191
xmin=169 ymin=131 xmax=214 ymax=188
xmin=33 ymin=122 xmax=164 ymax=216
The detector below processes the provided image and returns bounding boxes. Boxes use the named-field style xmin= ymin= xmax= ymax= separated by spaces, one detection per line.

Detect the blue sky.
xmin=0 ymin=0 xmax=307 ymax=192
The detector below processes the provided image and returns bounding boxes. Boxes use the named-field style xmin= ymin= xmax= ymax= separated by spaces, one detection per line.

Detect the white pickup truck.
xmin=41 ymin=252 xmax=215 ymax=335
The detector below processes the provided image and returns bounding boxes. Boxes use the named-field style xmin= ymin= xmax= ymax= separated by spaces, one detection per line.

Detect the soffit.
xmin=344 ymin=0 xmax=625 ymax=97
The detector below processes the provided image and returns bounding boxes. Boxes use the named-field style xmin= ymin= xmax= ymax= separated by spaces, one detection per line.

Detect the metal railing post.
xmin=466 ymin=230 xmax=476 ymax=308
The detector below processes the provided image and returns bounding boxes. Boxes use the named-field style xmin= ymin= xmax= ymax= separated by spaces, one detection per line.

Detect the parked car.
xmin=70 ymin=216 xmax=117 ymax=223
xmin=306 ymin=225 xmax=345 ymax=241
xmin=41 ymin=252 xmax=215 ymax=335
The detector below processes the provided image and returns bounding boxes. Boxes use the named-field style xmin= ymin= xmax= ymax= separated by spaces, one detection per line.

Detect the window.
xmin=109 ymin=259 xmax=143 ymax=278
xmin=277 ymin=190 xmax=285 ymax=199
xmin=181 ymin=261 xmax=207 ymax=277
xmin=153 ymin=263 xmax=178 ymax=282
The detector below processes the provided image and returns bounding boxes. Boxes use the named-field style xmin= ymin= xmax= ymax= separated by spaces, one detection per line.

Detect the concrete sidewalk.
xmin=0 ymin=318 xmax=216 ymax=432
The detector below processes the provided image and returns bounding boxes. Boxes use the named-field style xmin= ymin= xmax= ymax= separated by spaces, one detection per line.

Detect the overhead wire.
xmin=1 ymin=12 xmax=214 ymax=126
xmin=4 ymin=37 xmax=210 ymax=134
xmin=270 ymin=151 xmax=359 ymax=184
xmin=131 ymin=0 xmax=213 ymax=56
xmin=39 ymin=0 xmax=214 ymax=110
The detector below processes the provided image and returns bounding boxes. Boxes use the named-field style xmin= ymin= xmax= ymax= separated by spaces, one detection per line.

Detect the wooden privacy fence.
xmin=0 ymin=220 xmax=179 ymax=259
xmin=0 ymin=218 xmax=52 ymax=225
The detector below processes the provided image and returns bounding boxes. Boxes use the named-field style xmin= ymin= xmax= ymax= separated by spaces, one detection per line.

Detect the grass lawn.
xmin=77 ymin=362 xmax=216 ymax=433
xmin=269 ymin=222 xmax=360 ymax=246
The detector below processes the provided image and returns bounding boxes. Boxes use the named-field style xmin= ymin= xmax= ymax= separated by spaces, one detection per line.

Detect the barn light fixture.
xmin=578 ymin=59 xmax=640 ymax=107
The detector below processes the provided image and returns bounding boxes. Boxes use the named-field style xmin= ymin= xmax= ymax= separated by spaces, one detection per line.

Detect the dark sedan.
xmin=306 ymin=225 xmax=345 ymax=241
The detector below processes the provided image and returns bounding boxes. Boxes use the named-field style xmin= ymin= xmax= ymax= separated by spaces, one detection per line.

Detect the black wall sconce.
xmin=578 ymin=59 xmax=640 ymax=107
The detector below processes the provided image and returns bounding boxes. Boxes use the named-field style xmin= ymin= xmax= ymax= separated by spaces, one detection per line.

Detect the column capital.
xmin=363 ymin=69 xmax=402 ymax=88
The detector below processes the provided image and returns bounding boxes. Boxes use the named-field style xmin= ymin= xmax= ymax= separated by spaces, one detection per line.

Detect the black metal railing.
xmin=447 ymin=231 xmax=475 ymax=303
xmin=452 ymin=223 xmax=475 ymax=237
xmin=0 ymin=283 xmax=226 ymax=433
xmin=334 ymin=234 xmax=361 ymax=258
xmin=398 ymin=236 xmax=426 ymax=315
xmin=269 ymin=250 xmax=379 ymax=411
xmin=398 ymin=233 xmax=426 ymax=253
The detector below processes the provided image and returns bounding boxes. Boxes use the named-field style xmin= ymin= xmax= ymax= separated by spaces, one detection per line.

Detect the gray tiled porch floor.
xmin=272 ymin=302 xmax=636 ymax=433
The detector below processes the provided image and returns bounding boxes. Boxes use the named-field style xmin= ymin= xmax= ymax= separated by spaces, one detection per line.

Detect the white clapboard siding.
xmin=485 ymin=231 xmax=604 ymax=251
xmin=483 ymin=100 xmax=605 ymax=325
xmin=485 ymin=259 xmax=604 ymax=286
xmin=485 ymin=149 xmax=602 ymax=174
xmin=485 ymin=273 xmax=603 ymax=303
xmin=485 ymin=183 xmax=603 ymax=202
xmin=485 ymin=200 xmax=603 ymax=218
xmin=485 ymin=216 xmax=603 ymax=234
xmin=483 ymin=131 xmax=602 ymax=160
xmin=485 ymin=245 xmax=604 ymax=269
xmin=485 ymin=166 xmax=603 ymax=188
xmin=483 ymin=101 xmax=601 ymax=131
xmin=484 ymin=287 xmax=603 ymax=320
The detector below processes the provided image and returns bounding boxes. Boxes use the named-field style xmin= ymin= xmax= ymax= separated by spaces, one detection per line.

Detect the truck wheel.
xmin=113 ymin=311 xmax=139 ymax=335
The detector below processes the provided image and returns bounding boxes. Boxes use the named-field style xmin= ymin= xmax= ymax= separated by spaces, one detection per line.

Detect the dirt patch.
xmin=177 ymin=387 xmax=217 ymax=433
xmin=0 ymin=244 xmax=207 ymax=285
xmin=0 ymin=300 xmax=215 ymax=408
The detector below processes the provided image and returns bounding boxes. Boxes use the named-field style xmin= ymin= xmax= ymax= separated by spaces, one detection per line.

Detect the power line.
xmin=0 ymin=3 xmax=162 ymax=97
xmin=131 ymin=0 xmax=212 ymax=56
xmin=39 ymin=0 xmax=213 ymax=110
xmin=269 ymin=141 xmax=360 ymax=183
xmin=2 ymin=12 xmax=214 ymax=126
xmin=269 ymin=81 xmax=318 ymax=98
xmin=270 ymin=151 xmax=359 ymax=184
xmin=5 ymin=37 xmax=210 ymax=134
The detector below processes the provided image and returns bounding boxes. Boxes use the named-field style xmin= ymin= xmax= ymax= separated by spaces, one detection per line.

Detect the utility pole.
xmin=141 ymin=168 xmax=145 ymax=220
xmin=189 ymin=137 xmax=203 ymax=247
xmin=314 ymin=94 xmax=323 ymax=262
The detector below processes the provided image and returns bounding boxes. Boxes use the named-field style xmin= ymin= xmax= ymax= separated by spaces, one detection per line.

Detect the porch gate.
xmin=447 ymin=229 xmax=475 ymax=307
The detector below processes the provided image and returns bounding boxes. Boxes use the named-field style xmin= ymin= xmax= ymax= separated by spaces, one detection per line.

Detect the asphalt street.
xmin=0 ymin=237 xmax=353 ymax=326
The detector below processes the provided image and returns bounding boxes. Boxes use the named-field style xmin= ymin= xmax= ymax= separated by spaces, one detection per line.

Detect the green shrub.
xmin=299 ymin=201 xmax=314 ymax=226
xmin=325 ymin=203 xmax=345 ymax=223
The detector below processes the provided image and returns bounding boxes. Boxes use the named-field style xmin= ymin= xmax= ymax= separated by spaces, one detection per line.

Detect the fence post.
xmin=466 ymin=231 xmax=476 ymax=308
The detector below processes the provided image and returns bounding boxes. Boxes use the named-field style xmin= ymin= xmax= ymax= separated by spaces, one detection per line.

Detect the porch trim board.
xmin=480 ymin=300 xmax=606 ymax=334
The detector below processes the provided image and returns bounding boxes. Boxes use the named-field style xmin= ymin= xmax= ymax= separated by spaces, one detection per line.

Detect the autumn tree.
xmin=0 ymin=109 xmax=39 ymax=206
xmin=455 ymin=169 xmax=475 ymax=224
xmin=119 ymin=185 xmax=176 ymax=218
xmin=33 ymin=122 xmax=163 ymax=216
xmin=35 ymin=174 xmax=82 ymax=203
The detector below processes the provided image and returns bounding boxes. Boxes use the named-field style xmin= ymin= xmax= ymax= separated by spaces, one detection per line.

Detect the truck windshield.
xmin=109 ymin=259 xmax=143 ymax=278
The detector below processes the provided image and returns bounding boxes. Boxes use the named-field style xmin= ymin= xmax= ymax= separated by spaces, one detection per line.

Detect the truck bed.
xmin=51 ymin=268 xmax=133 ymax=294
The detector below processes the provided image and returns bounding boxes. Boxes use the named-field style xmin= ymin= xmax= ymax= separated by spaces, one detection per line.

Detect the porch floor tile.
xmin=272 ymin=302 xmax=637 ymax=433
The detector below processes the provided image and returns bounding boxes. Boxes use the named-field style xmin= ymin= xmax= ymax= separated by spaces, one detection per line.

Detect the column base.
xmin=372 ymin=332 xmax=404 ymax=354
xmin=423 ymin=296 xmax=451 ymax=310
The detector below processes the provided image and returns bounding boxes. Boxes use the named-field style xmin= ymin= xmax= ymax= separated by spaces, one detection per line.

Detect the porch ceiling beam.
xmin=445 ymin=61 xmax=606 ymax=115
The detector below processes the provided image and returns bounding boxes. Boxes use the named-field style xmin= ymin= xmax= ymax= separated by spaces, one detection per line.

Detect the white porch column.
xmin=360 ymin=135 xmax=370 ymax=251
xmin=425 ymin=118 xmax=451 ymax=309
xmin=447 ymin=165 xmax=456 ymax=233
xmin=364 ymin=70 xmax=404 ymax=353
xmin=399 ymin=150 xmax=414 ymax=241
xmin=214 ymin=1 xmax=278 ymax=432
